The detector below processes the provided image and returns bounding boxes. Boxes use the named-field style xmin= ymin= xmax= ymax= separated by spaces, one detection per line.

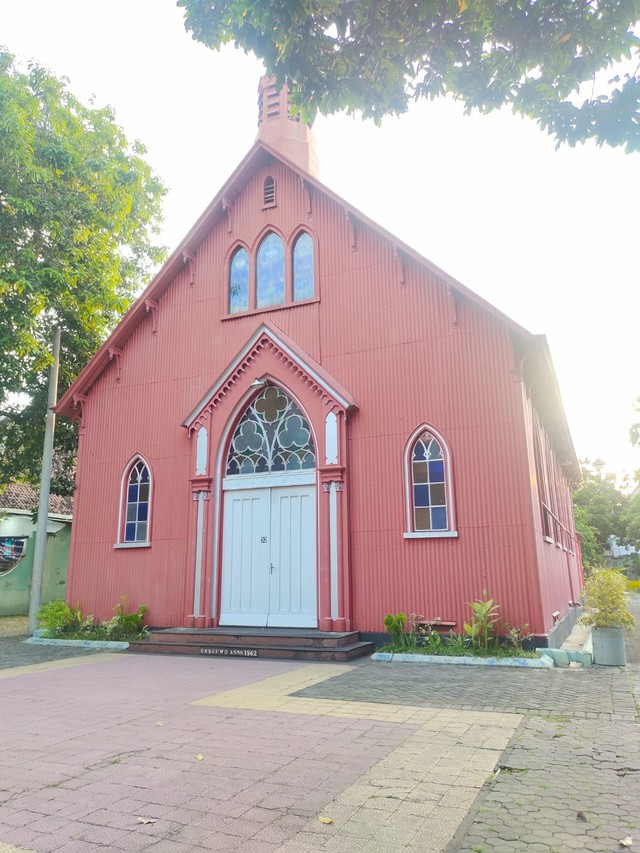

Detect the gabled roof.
xmin=56 ymin=139 xmax=533 ymax=416
xmin=54 ymin=139 xmax=579 ymax=477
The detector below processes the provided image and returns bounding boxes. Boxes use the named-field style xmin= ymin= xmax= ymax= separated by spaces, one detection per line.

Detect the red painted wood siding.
xmin=66 ymin=159 xmax=580 ymax=635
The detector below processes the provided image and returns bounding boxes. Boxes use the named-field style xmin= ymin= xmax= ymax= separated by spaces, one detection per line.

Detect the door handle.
xmin=270 ymin=562 xmax=275 ymax=574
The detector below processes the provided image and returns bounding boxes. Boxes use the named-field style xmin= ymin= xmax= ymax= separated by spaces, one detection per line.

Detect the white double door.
xmin=220 ymin=483 xmax=317 ymax=627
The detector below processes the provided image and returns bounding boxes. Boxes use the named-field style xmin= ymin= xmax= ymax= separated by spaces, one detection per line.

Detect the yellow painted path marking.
xmin=193 ymin=664 xmax=522 ymax=852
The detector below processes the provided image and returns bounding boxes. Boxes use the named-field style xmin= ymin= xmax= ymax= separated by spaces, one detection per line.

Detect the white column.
xmin=329 ymin=482 xmax=339 ymax=621
xmin=192 ymin=490 xmax=209 ymax=616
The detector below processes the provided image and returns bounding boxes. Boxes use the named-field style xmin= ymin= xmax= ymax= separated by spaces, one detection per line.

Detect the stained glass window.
xmin=411 ymin=432 xmax=448 ymax=531
xmin=293 ymin=232 xmax=314 ymax=301
xmin=226 ymin=386 xmax=315 ymax=475
xmin=124 ymin=459 xmax=150 ymax=542
xmin=256 ymin=232 xmax=285 ymax=309
xmin=229 ymin=247 xmax=249 ymax=314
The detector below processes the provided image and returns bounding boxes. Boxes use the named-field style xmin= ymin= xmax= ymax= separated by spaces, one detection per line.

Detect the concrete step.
xmin=128 ymin=637 xmax=373 ymax=662
xmin=143 ymin=627 xmax=363 ymax=649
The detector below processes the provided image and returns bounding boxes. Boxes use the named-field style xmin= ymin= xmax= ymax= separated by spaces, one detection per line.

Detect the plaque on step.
xmin=200 ymin=647 xmax=258 ymax=657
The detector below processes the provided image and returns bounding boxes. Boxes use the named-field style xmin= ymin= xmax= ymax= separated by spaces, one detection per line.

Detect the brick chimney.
xmin=256 ymin=76 xmax=319 ymax=177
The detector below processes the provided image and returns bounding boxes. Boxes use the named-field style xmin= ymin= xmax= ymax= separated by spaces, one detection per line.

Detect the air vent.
xmin=263 ymin=175 xmax=276 ymax=207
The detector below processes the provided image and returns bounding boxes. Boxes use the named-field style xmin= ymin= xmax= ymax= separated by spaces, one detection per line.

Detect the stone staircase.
xmin=128 ymin=627 xmax=373 ymax=662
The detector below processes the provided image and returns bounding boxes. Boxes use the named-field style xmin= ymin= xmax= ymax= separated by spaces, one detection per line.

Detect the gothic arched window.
xmin=229 ymin=246 xmax=249 ymax=314
xmin=120 ymin=457 xmax=152 ymax=544
xmin=292 ymin=231 xmax=314 ymax=301
xmin=226 ymin=386 xmax=315 ymax=476
xmin=256 ymin=232 xmax=285 ymax=309
xmin=404 ymin=427 xmax=456 ymax=537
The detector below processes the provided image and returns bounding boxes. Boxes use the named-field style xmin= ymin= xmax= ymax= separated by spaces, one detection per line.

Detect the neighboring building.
xmin=55 ymin=79 xmax=582 ymax=646
xmin=0 ymin=483 xmax=72 ymax=616
xmin=608 ymin=537 xmax=636 ymax=561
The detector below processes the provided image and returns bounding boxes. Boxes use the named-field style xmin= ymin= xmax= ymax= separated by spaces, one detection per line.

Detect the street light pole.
xmin=27 ymin=326 xmax=61 ymax=635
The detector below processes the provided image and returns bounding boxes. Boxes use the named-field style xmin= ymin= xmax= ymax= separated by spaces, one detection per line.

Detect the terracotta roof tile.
xmin=0 ymin=483 xmax=73 ymax=515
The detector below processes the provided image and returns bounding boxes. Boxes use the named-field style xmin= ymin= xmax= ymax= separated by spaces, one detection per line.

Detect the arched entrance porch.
xmin=181 ymin=323 xmax=356 ymax=632
xmin=219 ymin=385 xmax=318 ymax=627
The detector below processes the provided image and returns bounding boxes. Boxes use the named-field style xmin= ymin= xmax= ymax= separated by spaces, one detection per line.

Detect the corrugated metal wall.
xmin=68 ymin=157 xmax=577 ymax=634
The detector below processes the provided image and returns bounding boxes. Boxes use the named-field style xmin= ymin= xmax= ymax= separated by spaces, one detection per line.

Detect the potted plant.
xmin=580 ymin=569 xmax=635 ymax=665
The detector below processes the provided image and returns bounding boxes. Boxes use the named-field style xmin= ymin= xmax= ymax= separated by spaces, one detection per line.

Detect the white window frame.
xmin=403 ymin=423 xmax=457 ymax=539
xmin=115 ymin=454 xmax=153 ymax=548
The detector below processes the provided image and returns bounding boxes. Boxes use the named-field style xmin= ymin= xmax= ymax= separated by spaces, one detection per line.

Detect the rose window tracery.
xmin=226 ymin=386 xmax=315 ymax=475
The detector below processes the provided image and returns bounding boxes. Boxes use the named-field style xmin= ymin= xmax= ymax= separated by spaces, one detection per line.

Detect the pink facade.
xmin=57 ymin=81 xmax=582 ymax=642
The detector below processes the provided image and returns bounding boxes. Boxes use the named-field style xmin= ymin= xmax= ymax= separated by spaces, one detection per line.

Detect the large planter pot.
xmin=592 ymin=627 xmax=626 ymax=666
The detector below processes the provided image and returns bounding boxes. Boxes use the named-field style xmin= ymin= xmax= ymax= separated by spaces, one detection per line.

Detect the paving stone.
xmin=1 ymin=597 xmax=640 ymax=853
xmin=443 ymin=594 xmax=640 ymax=853
xmin=295 ymin=652 xmax=637 ymax=720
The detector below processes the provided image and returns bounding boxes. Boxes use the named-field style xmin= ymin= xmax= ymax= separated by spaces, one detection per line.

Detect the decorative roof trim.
xmin=54 ymin=140 xmax=570 ymax=466
xmin=182 ymin=321 xmax=356 ymax=432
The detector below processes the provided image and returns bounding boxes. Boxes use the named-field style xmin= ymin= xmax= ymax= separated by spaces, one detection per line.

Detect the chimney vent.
xmin=256 ymin=77 xmax=319 ymax=177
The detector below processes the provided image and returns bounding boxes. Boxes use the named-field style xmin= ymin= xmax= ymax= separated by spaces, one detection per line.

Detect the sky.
xmin=2 ymin=0 xmax=640 ymax=483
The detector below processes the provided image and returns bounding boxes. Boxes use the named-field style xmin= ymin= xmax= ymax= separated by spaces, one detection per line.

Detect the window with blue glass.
xmin=229 ymin=247 xmax=249 ymax=314
xmin=293 ymin=232 xmax=314 ymax=301
xmin=227 ymin=230 xmax=317 ymax=316
xmin=123 ymin=459 xmax=151 ymax=543
xmin=256 ymin=232 xmax=285 ymax=309
xmin=410 ymin=431 xmax=449 ymax=532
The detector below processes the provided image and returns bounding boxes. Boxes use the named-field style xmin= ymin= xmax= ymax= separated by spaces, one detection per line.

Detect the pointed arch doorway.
xmin=220 ymin=385 xmax=317 ymax=627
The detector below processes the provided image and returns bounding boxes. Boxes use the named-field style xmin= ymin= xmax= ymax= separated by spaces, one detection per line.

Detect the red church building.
xmin=56 ymin=79 xmax=582 ymax=654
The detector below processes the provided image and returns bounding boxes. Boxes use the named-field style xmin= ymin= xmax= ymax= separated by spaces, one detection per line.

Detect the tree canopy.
xmin=0 ymin=51 xmax=166 ymax=491
xmin=179 ymin=0 xmax=640 ymax=151
xmin=573 ymin=462 xmax=640 ymax=571
xmin=573 ymin=464 xmax=627 ymax=557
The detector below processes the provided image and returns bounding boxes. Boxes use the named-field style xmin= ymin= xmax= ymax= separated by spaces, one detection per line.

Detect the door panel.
xmin=220 ymin=490 xmax=270 ymax=626
xmin=267 ymin=486 xmax=316 ymax=627
xmin=220 ymin=485 xmax=316 ymax=628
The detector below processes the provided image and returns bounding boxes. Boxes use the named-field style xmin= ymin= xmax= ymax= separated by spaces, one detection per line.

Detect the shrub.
xmin=38 ymin=597 xmax=148 ymax=640
xmin=445 ymin=631 xmax=471 ymax=655
xmin=463 ymin=590 xmax=500 ymax=652
xmin=37 ymin=601 xmax=82 ymax=636
xmin=383 ymin=613 xmax=407 ymax=646
xmin=504 ymin=623 xmax=533 ymax=651
xmin=103 ymin=597 xmax=148 ymax=641
xmin=580 ymin=569 xmax=635 ymax=630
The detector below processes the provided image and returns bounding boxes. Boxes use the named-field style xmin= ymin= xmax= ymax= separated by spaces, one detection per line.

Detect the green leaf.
xmin=0 ymin=52 xmax=167 ymax=485
xmin=178 ymin=0 xmax=640 ymax=148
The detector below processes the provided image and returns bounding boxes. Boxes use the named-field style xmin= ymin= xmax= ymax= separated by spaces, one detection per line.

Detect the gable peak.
xmin=256 ymin=76 xmax=319 ymax=177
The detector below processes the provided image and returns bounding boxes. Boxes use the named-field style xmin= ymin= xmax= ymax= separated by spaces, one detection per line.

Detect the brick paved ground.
xmin=0 ymin=596 xmax=638 ymax=852
xmin=451 ymin=596 xmax=640 ymax=853
xmin=296 ymin=596 xmax=640 ymax=852
xmin=295 ymin=657 xmax=636 ymax=719
xmin=0 ymin=654 xmax=521 ymax=852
